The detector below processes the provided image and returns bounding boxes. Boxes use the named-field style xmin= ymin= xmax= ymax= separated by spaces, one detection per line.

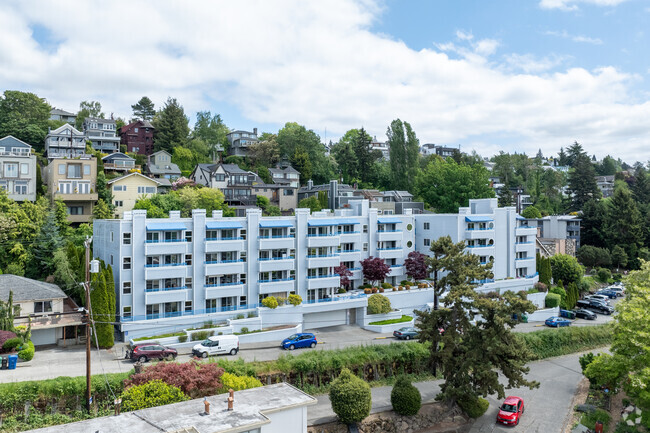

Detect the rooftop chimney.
xmin=204 ymin=398 xmax=210 ymax=415
xmin=253 ymin=127 xmax=258 ymax=136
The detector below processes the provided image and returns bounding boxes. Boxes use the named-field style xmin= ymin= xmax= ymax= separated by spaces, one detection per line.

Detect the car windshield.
xmin=287 ymin=334 xmax=298 ymax=340
xmin=201 ymin=339 xmax=212 ymax=346
xmin=501 ymin=403 xmax=517 ymax=412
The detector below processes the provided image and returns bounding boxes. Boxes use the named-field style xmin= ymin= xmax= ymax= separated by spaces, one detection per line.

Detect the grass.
xmin=133 ymin=331 xmax=185 ymax=341
xmin=581 ymin=409 xmax=611 ymax=432
xmin=517 ymin=324 xmax=612 ymax=360
xmin=368 ymin=315 xmax=413 ymax=326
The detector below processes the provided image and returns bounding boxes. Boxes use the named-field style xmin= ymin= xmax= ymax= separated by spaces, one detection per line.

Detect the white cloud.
xmin=540 ymin=0 xmax=629 ymax=11
xmin=545 ymin=30 xmax=603 ymax=45
xmin=502 ymin=53 xmax=569 ymax=73
xmin=0 ymin=0 xmax=648 ymax=162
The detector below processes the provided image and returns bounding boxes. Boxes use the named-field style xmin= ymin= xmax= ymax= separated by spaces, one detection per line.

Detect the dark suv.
xmin=587 ymin=299 xmax=614 ymax=315
xmin=127 ymin=342 xmax=177 ymax=362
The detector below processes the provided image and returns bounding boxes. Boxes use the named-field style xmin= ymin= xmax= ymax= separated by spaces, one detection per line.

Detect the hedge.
xmin=518 ymin=324 xmax=612 ymax=360
xmin=121 ymin=380 xmax=188 ymax=411
xmin=221 ymin=372 xmax=262 ymax=391
xmin=545 ymin=293 xmax=561 ymax=308
xmin=458 ymin=395 xmax=489 ymax=418
xmin=18 ymin=340 xmax=35 ymax=361
xmin=3 ymin=337 xmax=23 ymax=351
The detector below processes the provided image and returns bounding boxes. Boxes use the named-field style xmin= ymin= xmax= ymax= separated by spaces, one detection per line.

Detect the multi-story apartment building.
xmin=0 ymin=136 xmax=37 ymax=202
xmin=530 ymin=215 xmax=581 ymax=257
xmin=227 ymin=128 xmax=258 ymax=157
xmin=44 ymin=124 xmax=87 ymax=159
xmin=44 ymin=155 xmax=98 ymax=223
xmin=93 ymin=198 xmax=537 ymax=339
xmin=83 ymin=117 xmax=120 ymax=153
xmin=118 ymin=120 xmax=154 ymax=155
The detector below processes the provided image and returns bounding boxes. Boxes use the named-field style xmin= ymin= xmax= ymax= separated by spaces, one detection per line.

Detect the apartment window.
xmin=424 ymin=239 xmax=431 ymax=246
xmin=122 ymin=306 xmax=132 ymax=319
xmin=67 ymin=164 xmax=81 ymax=178
xmin=20 ymin=163 xmax=28 ymax=175
xmin=3 ymin=163 xmax=18 ymax=178
xmin=110 ymin=255 xmax=113 ymax=266
xmin=363 ymin=242 xmax=368 ymax=252
xmin=83 ymin=164 xmax=91 ymax=175
xmin=185 ymin=277 xmax=192 ymax=289
xmin=114 ymin=200 xmax=123 ymax=207
xmin=146 ymin=232 xmax=159 ymax=242
xmin=185 ymin=231 xmax=192 ymax=242
xmin=14 ymin=182 xmax=27 ymax=195
xmin=122 ymin=282 xmax=132 ymax=294
xmin=123 ymin=257 xmax=131 ymax=270
xmin=240 ymin=274 xmax=246 ymax=284
xmin=34 ymin=301 xmax=52 ymax=314
xmin=363 ymin=225 xmax=368 ymax=233
xmin=240 ymin=252 xmax=247 ymax=262
xmin=240 ymin=229 xmax=246 ymax=240
xmin=138 ymin=186 xmax=156 ymax=194
xmin=58 ymin=164 xmax=65 ymax=175
xmin=184 ymin=301 xmax=192 ymax=312
xmin=68 ymin=206 xmax=84 ymax=215
xmin=240 ymin=296 xmax=247 ymax=306
xmin=185 ymin=254 xmax=192 ymax=265
xmin=123 ymin=232 xmax=131 ymax=245
xmin=424 ymin=222 xmax=430 ymax=230
xmin=110 ymin=231 xmax=114 ymax=242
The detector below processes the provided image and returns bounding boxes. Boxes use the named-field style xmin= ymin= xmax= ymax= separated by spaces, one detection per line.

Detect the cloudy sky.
xmin=1 ymin=0 xmax=649 ymax=162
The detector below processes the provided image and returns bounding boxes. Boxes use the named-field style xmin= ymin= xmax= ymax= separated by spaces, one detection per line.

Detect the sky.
xmin=1 ymin=0 xmax=649 ymax=162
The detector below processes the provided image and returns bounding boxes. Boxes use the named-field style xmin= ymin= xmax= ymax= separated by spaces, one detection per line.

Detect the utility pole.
xmin=84 ymin=236 xmax=92 ymax=412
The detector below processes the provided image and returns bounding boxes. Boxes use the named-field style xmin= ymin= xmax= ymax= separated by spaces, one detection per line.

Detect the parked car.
xmin=607 ymin=286 xmax=625 ymax=297
xmin=545 ymin=316 xmax=572 ymax=327
xmin=393 ymin=327 xmax=419 ymax=340
xmin=281 ymin=333 xmax=317 ymax=350
xmin=585 ymin=294 xmax=610 ymax=304
xmin=573 ymin=308 xmax=597 ymax=320
xmin=596 ymin=289 xmax=617 ymax=299
xmin=192 ymin=335 xmax=239 ymax=358
xmin=587 ymin=299 xmax=614 ymax=315
xmin=496 ymin=396 xmax=525 ymax=426
xmin=127 ymin=342 xmax=177 ymax=363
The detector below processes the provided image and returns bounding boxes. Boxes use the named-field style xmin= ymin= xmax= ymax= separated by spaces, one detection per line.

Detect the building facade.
xmin=44 ymin=155 xmax=98 ymax=223
xmin=83 ymin=117 xmax=120 ymax=153
xmin=227 ymin=128 xmax=259 ymax=157
xmin=146 ymin=150 xmax=181 ymax=180
xmin=118 ymin=120 xmax=154 ymax=155
xmin=93 ymin=198 xmax=537 ymax=339
xmin=0 ymin=136 xmax=37 ymax=202
xmin=108 ymin=172 xmax=163 ymax=218
xmin=102 ymin=152 xmax=140 ymax=174
xmin=531 ymin=215 xmax=581 ymax=256
xmin=44 ymin=124 xmax=86 ymax=159
xmin=49 ymin=108 xmax=77 ymax=125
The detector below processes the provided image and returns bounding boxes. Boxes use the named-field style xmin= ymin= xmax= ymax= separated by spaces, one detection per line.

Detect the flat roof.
xmin=24 ymin=383 xmax=316 ymax=433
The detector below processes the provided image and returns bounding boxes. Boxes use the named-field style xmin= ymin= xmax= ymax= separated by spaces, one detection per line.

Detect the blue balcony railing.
xmin=146 ymin=239 xmax=188 ymax=244
xmin=145 ymin=262 xmax=187 ymax=268
xmin=307 ymin=253 xmax=340 ymax=258
xmin=206 ymin=237 xmax=244 ymax=241
xmin=378 ymin=247 xmax=401 ymax=251
xmin=258 ymin=277 xmax=295 ymax=283
xmin=259 ymin=235 xmax=295 ymax=239
xmin=377 ymin=230 xmax=402 ymax=233
xmin=466 ymin=227 xmax=492 ymax=231
xmin=258 ymin=256 xmax=295 ymax=261
xmin=307 ymin=274 xmax=338 ymax=279
xmin=307 ymin=233 xmax=337 ymax=237
xmin=466 ymin=245 xmax=493 ymax=249
xmin=145 ymin=286 xmax=187 ymax=293
xmin=339 ymin=231 xmax=361 ymax=235
xmin=205 ymin=281 xmax=243 ymax=288
xmin=126 ymin=304 xmax=262 ymax=322
xmin=340 ymin=249 xmax=361 ymax=253
xmin=515 ymin=241 xmax=534 ymax=244
xmin=206 ymin=259 xmax=244 ymax=264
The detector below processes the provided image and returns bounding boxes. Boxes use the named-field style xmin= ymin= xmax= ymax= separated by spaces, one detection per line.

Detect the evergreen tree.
xmin=387 ymin=119 xmax=419 ymax=191
xmin=539 ymin=257 xmax=552 ymax=286
xmin=632 ymin=167 xmax=650 ymax=204
xmin=93 ymin=199 xmax=113 ymax=220
xmin=611 ymin=245 xmax=628 ymax=270
xmin=153 ymin=97 xmax=190 ymax=153
xmin=90 ymin=264 xmax=114 ymax=348
xmin=566 ymin=141 xmax=585 ymax=168
xmin=498 ymin=188 xmax=513 ymax=207
xmin=558 ymin=147 xmax=568 ymax=166
xmin=131 ymin=96 xmax=156 ymax=121
xmin=26 ymin=210 xmax=63 ymax=278
xmin=580 ymin=199 xmax=607 ymax=248
xmin=290 ymin=147 xmax=312 ymax=184
xmin=352 ymin=127 xmax=381 ymax=185
xmin=604 ymin=187 xmax=643 ymax=259
xmin=568 ymin=153 xmax=601 ymax=211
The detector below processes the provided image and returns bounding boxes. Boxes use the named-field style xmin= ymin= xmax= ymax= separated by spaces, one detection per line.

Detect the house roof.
xmin=84 ymin=117 xmax=116 ymax=124
xmin=0 ymin=135 xmax=32 ymax=149
xmin=0 ymin=275 xmax=66 ymax=303
xmin=221 ymin=163 xmax=249 ymax=174
xmin=50 ymin=108 xmax=76 ymax=116
xmin=102 ymin=152 xmax=134 ymax=162
xmin=119 ymin=120 xmax=154 ymax=134
xmin=151 ymin=150 xmax=172 ymax=158
xmin=47 ymin=124 xmax=84 ymax=136
xmin=107 ymin=172 xmax=163 ymax=186
xmin=147 ymin=163 xmax=181 ymax=175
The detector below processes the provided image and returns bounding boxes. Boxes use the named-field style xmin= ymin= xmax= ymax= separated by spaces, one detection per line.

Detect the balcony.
xmin=307 ymin=234 xmax=340 ymax=248
xmin=465 ymin=229 xmax=494 ymax=240
xmin=259 ymin=235 xmax=295 ymax=250
xmin=53 ymin=192 xmax=98 ymax=202
xmin=307 ymin=275 xmax=340 ymax=290
xmin=339 ymin=230 xmax=361 ymax=238
xmin=145 ymin=264 xmax=188 ymax=280
xmin=515 ymin=225 xmax=537 ymax=236
xmin=258 ymin=278 xmax=295 ymax=294
xmin=339 ymin=249 xmax=361 ymax=260
xmin=515 ymin=257 xmax=536 ymax=267
xmin=515 ymin=242 xmax=534 ymax=252
xmin=205 ymin=283 xmax=246 ymax=299
xmin=258 ymin=256 xmax=295 ymax=272
xmin=205 ymin=260 xmax=246 ymax=275
xmin=377 ymin=247 xmax=403 ymax=260
xmin=145 ymin=239 xmax=190 ymax=255
xmin=103 ymin=162 xmax=141 ymax=171
xmin=307 ymin=254 xmax=341 ymax=268
xmin=377 ymin=230 xmax=403 ymax=242
xmin=145 ymin=287 xmax=188 ymax=304
xmin=206 ymin=237 xmax=245 ymax=252
xmin=389 ymin=265 xmax=405 ymax=275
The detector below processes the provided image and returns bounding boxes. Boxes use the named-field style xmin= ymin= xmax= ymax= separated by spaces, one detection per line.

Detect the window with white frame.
xmin=185 ymin=277 xmax=192 ymax=289
xmin=123 ymin=282 xmax=132 ymax=294
xmin=14 ymin=181 xmax=27 ymax=195
xmin=123 ymin=257 xmax=131 ymax=270
xmin=20 ymin=163 xmax=29 ymax=175
xmin=424 ymin=222 xmax=430 ymax=230
xmin=424 ymin=239 xmax=431 ymax=246
xmin=114 ymin=200 xmax=124 ymax=207
xmin=123 ymin=232 xmax=131 ymax=245
xmin=123 ymin=306 xmax=132 ymax=318
xmin=3 ymin=163 xmax=18 ymax=177
xmin=34 ymin=301 xmax=52 ymax=314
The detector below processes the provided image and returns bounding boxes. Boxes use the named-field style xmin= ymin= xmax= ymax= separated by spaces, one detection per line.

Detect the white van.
xmin=192 ymin=335 xmax=239 ymax=358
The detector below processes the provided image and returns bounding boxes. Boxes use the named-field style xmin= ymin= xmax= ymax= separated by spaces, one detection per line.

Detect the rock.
xmin=636 ymin=417 xmax=641 ymax=425
xmin=622 ymin=414 xmax=628 ymax=421
xmin=625 ymin=405 xmax=635 ymax=413
xmin=576 ymin=404 xmax=597 ymax=413
xmin=627 ymin=420 xmax=635 ymax=426
xmin=636 ymin=408 xmax=642 ymax=415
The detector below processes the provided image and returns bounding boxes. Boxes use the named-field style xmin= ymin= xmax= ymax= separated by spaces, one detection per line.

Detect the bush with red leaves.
xmin=0 ymin=330 xmax=18 ymax=352
xmin=125 ymin=361 xmax=225 ymax=398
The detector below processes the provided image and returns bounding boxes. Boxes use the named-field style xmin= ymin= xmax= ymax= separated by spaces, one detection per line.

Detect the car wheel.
xmin=138 ymin=356 xmax=147 ymax=363
xmin=230 ymin=348 xmax=238 ymax=356
xmin=310 ymin=342 xmax=316 ymax=348
xmin=289 ymin=344 xmax=295 ymax=350
xmin=515 ymin=418 xmax=519 ymax=426
xmin=165 ymin=353 xmax=175 ymax=361
xmin=405 ymin=335 xmax=411 ymax=340
xmin=201 ymin=351 xmax=208 ymax=358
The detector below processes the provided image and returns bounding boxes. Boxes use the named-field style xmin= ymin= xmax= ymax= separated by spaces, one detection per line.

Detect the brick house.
xmin=118 ymin=120 xmax=155 ymax=155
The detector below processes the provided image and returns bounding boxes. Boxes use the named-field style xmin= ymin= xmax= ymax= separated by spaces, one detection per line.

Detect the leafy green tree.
xmin=248 ymin=135 xmax=280 ymax=169
xmin=192 ymin=111 xmax=228 ymax=153
xmin=277 ymin=122 xmax=331 ymax=184
xmin=539 ymin=256 xmax=552 ymax=286
xmin=416 ymin=156 xmax=494 ymax=213
xmin=568 ymin=153 xmax=601 ymax=211
xmin=577 ymin=245 xmax=611 ymax=268
xmin=329 ymin=368 xmax=372 ymax=424
xmin=132 ymin=188 xmax=233 ymax=218
xmin=521 ymin=205 xmax=542 ymax=219
xmin=90 ymin=263 xmax=114 ymax=348
xmin=611 ymin=245 xmax=628 ymax=270
xmin=498 ymin=188 xmax=513 ymax=207
xmin=265 ymin=205 xmax=281 ymax=216
xmin=256 ymin=195 xmax=270 ymax=211
xmin=387 ymin=119 xmax=419 ymax=191
xmin=75 ymin=100 xmax=104 ymax=130
xmin=0 ymin=90 xmax=51 ymax=150
xmin=0 ymin=291 xmax=16 ymax=332
xmin=93 ymin=199 xmax=113 ymax=220
xmin=290 ymin=147 xmax=312 ymax=184
xmin=96 ymin=171 xmax=113 ymax=212
xmin=596 ymin=155 xmax=618 ymax=176
xmin=298 ymin=196 xmax=322 ymax=212
xmin=153 ymin=97 xmax=190 ymax=153
xmin=132 ymin=198 xmax=166 ymax=218
xmin=331 ymin=128 xmax=380 ymax=185
xmin=550 ymin=254 xmax=583 ymax=287
xmin=131 ymin=96 xmax=155 ymax=121
xmin=172 ymin=146 xmax=198 ymax=172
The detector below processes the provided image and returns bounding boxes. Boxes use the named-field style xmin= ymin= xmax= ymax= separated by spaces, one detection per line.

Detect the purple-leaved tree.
xmin=360 ymin=256 xmax=391 ymax=286
xmin=404 ymin=251 xmax=428 ymax=281
xmin=334 ymin=263 xmax=353 ymax=290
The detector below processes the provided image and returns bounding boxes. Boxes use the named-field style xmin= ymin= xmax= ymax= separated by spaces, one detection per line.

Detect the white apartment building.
xmin=93 ymin=198 xmax=537 ymax=339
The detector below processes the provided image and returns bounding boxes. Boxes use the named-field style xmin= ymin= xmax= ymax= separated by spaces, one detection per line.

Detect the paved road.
xmin=308 ymin=350 xmax=598 ymax=433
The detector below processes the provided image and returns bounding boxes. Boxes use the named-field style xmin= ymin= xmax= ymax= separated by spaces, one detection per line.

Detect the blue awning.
xmin=259 ymin=220 xmax=294 ymax=228
xmin=206 ymin=221 xmax=243 ymax=230
xmin=336 ymin=219 xmax=361 ymax=225
xmin=516 ymin=215 xmax=527 ymax=221
xmin=308 ymin=220 xmax=339 ymax=227
xmin=146 ymin=223 xmax=187 ymax=231
xmin=377 ymin=218 xmax=402 ymax=224
xmin=464 ymin=216 xmax=494 ymax=223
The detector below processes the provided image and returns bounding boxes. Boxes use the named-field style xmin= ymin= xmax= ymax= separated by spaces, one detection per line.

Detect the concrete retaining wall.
xmin=238 ymin=324 xmax=301 ymax=344
xmin=364 ymin=318 xmax=415 ymax=334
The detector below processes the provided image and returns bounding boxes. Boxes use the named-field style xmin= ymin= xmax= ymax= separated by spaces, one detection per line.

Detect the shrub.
xmin=545 ymin=293 xmax=561 ymax=308
xmin=359 ymin=284 xmax=371 ymax=290
xmin=178 ymin=335 xmax=188 ymax=343
xmin=247 ymin=312 xmax=256 ymax=318
xmin=579 ymin=352 xmax=596 ymax=373
xmin=338 ymin=288 xmax=347 ymax=294
xmin=458 ymin=395 xmax=489 ymax=418
xmin=2 ymin=337 xmax=23 ymax=352
xmin=367 ymin=294 xmax=391 ymax=315
xmin=390 ymin=376 xmax=421 ymax=416
xmin=235 ymin=314 xmax=245 ymax=320
xmin=220 ymin=372 xmax=262 ymax=391
xmin=121 ymin=380 xmax=188 ymax=411
xmin=240 ymin=327 xmax=249 ymax=334
xmin=125 ymin=361 xmax=224 ymax=398
xmin=371 ymin=287 xmax=378 ymax=293
xmin=363 ymin=288 xmax=372 ymax=294
xmin=329 ymin=368 xmax=372 ymax=424
xmin=381 ymin=282 xmax=393 ymax=289
xmin=596 ymin=267 xmax=612 ymax=283
xmin=613 ymin=273 xmax=622 ymax=282
xmin=581 ymin=408 xmax=611 ymax=431
xmin=378 ymin=288 xmax=384 ymax=293
xmin=191 ymin=331 xmax=210 ymax=341
xmin=0 ymin=330 xmax=18 ymax=350
xmin=17 ymin=340 xmax=35 ymax=361
xmin=262 ymin=296 xmax=278 ymax=309
xmin=400 ymin=280 xmax=410 ymax=286
xmin=288 ymin=294 xmax=302 ymax=306
xmin=533 ymin=282 xmax=548 ymax=292
xmin=276 ymin=296 xmax=287 ymax=306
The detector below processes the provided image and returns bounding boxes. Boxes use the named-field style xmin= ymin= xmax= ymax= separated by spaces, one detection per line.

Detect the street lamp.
xmin=84 ymin=236 xmax=99 ymax=412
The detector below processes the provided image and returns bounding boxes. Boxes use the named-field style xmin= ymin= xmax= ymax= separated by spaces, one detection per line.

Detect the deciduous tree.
xmin=404 ymin=251 xmax=428 ymax=281
xmin=0 ymin=90 xmax=51 ymax=150
xmin=360 ymin=256 xmax=391 ymax=286
xmin=387 ymin=119 xmax=419 ymax=191
xmin=75 ymin=100 xmax=104 ymax=130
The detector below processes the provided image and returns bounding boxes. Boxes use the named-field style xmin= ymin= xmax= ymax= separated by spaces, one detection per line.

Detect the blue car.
xmin=596 ymin=290 xmax=617 ymax=299
xmin=281 ymin=333 xmax=317 ymax=350
xmin=545 ymin=316 xmax=572 ymax=327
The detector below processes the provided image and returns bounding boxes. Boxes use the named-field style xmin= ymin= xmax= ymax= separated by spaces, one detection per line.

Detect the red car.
xmin=126 ymin=342 xmax=177 ymax=363
xmin=496 ymin=396 xmax=524 ymax=426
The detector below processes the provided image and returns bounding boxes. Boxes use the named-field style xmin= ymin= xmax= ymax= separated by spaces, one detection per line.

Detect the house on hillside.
xmin=44 ymin=124 xmax=86 ymax=159
xmin=83 ymin=117 xmax=120 ymax=153
xmin=145 ymin=150 xmax=181 ymax=181
xmin=44 ymin=155 xmax=98 ymax=223
xmin=0 ymin=135 xmax=37 ymax=202
xmin=49 ymin=108 xmax=77 ymax=125
xmin=118 ymin=120 xmax=154 ymax=155
xmin=0 ymin=274 xmax=84 ymax=346
xmin=596 ymin=175 xmax=615 ymax=198
xmin=108 ymin=172 xmax=164 ymax=218
xmin=102 ymin=152 xmax=140 ymax=174
xmin=370 ymin=136 xmax=389 ymax=159
xmin=227 ymin=128 xmax=259 ymax=157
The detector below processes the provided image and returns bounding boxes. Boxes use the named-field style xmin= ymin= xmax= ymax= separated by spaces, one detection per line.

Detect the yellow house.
xmin=107 ymin=172 xmax=163 ymax=218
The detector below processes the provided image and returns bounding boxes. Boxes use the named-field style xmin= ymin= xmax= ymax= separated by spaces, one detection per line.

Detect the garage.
xmin=303 ymin=310 xmax=347 ymax=330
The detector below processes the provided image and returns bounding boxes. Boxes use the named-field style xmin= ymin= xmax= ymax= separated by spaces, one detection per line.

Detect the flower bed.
xmin=368 ymin=315 xmax=413 ymax=326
